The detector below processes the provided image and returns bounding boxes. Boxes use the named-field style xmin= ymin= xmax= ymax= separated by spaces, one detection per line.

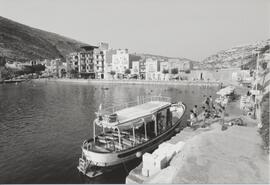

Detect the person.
xmin=209 ymin=96 xmax=214 ymax=110
xmin=193 ymin=105 xmax=198 ymax=117
xmin=189 ymin=110 xmax=196 ymax=126
xmin=211 ymin=105 xmax=219 ymax=118
xmin=201 ymin=106 xmax=206 ymax=125
xmin=219 ymin=106 xmax=225 ymax=125
xmin=202 ymin=95 xmax=210 ymax=109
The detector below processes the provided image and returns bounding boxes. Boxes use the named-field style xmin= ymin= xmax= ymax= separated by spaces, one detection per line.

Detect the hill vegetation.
xmin=0 ymin=16 xmax=89 ymax=62
xmin=197 ymin=39 xmax=270 ymax=69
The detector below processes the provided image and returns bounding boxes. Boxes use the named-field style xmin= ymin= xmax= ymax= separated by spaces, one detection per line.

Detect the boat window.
xmin=146 ymin=120 xmax=156 ymax=139
xmin=157 ymin=108 xmax=171 ymax=134
xmin=167 ymin=108 xmax=172 ymax=127
xmin=157 ymin=109 xmax=167 ymax=134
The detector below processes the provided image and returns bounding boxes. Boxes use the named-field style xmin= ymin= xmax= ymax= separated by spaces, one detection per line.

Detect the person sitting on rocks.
xmin=189 ymin=110 xmax=197 ymax=126
xmin=211 ymin=105 xmax=220 ymax=118
xmin=209 ymin=96 xmax=214 ymax=110
xmin=193 ymin=105 xmax=198 ymax=117
xmin=219 ymin=106 xmax=225 ymax=125
xmin=201 ymin=106 xmax=207 ymax=125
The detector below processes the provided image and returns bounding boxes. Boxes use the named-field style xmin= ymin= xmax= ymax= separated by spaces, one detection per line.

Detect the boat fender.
xmin=136 ymin=151 xmax=142 ymax=158
xmin=175 ymin=127 xmax=180 ymax=133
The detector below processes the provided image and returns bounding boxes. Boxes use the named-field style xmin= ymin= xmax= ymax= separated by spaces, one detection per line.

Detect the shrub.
xmin=259 ymin=92 xmax=269 ymax=153
xmin=124 ymin=69 xmax=131 ymax=75
xmin=162 ymin=69 xmax=169 ymax=74
xmin=171 ymin=68 xmax=178 ymax=75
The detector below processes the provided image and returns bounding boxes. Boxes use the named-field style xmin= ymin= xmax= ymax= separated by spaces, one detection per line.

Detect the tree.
xmin=110 ymin=70 xmax=116 ymax=79
xmin=171 ymin=68 xmax=179 ymax=75
xmin=124 ymin=69 xmax=131 ymax=75
xmin=162 ymin=69 xmax=169 ymax=74
xmin=1 ymin=67 xmax=14 ymax=79
xmin=0 ymin=56 xmax=6 ymax=67
xmin=70 ymin=69 xmax=78 ymax=78
xmin=32 ymin=64 xmax=46 ymax=75
xmin=162 ymin=69 xmax=169 ymax=80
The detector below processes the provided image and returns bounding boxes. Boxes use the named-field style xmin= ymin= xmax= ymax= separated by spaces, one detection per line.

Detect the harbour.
xmin=0 ymin=81 xmax=219 ymax=183
xmin=0 ymin=0 xmax=269 ymax=184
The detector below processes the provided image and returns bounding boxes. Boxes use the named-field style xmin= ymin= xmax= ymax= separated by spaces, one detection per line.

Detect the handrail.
xmin=99 ymin=96 xmax=171 ymax=116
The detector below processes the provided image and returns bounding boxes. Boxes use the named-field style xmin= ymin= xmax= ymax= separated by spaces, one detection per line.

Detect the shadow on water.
xmin=78 ymin=158 xmax=142 ymax=184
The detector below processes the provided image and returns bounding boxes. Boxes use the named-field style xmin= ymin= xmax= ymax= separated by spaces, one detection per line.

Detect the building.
xmin=94 ymin=43 xmax=110 ymax=79
xmin=145 ymin=58 xmax=161 ymax=80
xmin=131 ymin=61 xmax=140 ymax=75
xmin=168 ymin=58 xmax=193 ymax=73
xmin=112 ymin=49 xmax=141 ymax=78
xmin=168 ymin=58 xmax=181 ymax=74
xmin=43 ymin=58 xmax=66 ymax=77
xmin=139 ymin=59 xmax=146 ymax=79
xmin=66 ymin=45 xmax=97 ymax=78
xmin=112 ymin=49 xmax=130 ymax=77
xmin=93 ymin=48 xmax=105 ymax=79
xmin=160 ymin=60 xmax=170 ymax=80
xmin=98 ymin=42 xmax=109 ymax=51
xmin=131 ymin=59 xmax=146 ymax=79
xmin=103 ymin=49 xmax=117 ymax=79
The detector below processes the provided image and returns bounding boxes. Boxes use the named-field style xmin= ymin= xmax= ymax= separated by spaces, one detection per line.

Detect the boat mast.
xmin=144 ymin=121 xmax=147 ymax=140
xmin=132 ymin=127 xmax=135 ymax=145
xmin=152 ymin=114 xmax=157 ymax=136
xmin=117 ymin=127 xmax=122 ymax=149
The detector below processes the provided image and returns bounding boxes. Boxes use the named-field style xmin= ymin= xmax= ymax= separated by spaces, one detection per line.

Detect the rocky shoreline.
xmin=126 ymin=86 xmax=269 ymax=184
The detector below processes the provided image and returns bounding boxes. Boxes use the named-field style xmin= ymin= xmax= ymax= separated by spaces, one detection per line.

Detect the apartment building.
xmin=145 ymin=58 xmax=161 ymax=80
xmin=67 ymin=45 xmax=97 ymax=78
xmin=112 ymin=49 xmax=141 ymax=78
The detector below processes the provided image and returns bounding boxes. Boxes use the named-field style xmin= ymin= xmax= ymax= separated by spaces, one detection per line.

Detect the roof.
xmin=98 ymin=101 xmax=171 ymax=130
xmin=80 ymin=45 xmax=98 ymax=51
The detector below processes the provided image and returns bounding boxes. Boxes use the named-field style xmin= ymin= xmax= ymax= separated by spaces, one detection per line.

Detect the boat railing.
xmin=99 ymin=96 xmax=171 ymax=116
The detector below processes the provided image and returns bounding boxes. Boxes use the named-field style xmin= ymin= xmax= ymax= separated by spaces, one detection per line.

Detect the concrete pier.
xmin=34 ymin=78 xmax=221 ymax=86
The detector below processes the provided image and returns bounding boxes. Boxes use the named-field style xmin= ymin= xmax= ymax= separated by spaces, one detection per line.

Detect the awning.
xmin=216 ymin=86 xmax=235 ymax=96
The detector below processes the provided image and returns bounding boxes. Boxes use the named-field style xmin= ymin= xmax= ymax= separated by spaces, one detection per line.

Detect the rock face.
xmin=0 ymin=16 xmax=88 ymax=62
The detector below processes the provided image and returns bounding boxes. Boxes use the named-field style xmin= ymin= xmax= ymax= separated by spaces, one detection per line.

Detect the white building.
xmin=103 ymin=49 xmax=116 ymax=79
xmin=160 ymin=60 xmax=169 ymax=80
xmin=132 ymin=61 xmax=140 ymax=75
xmin=145 ymin=58 xmax=161 ymax=80
xmin=112 ymin=49 xmax=130 ymax=76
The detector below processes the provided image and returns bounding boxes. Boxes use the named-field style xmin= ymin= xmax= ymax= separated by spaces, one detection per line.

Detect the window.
xmin=156 ymin=108 xmax=168 ymax=134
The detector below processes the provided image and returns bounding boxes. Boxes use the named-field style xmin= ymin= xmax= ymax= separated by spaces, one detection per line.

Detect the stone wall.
xmin=179 ymin=68 xmax=243 ymax=85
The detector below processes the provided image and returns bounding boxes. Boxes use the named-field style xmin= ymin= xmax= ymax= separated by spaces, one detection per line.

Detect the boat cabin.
xmin=87 ymin=96 xmax=176 ymax=152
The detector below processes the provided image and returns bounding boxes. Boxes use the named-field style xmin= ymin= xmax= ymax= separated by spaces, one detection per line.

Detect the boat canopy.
xmin=216 ymin=86 xmax=235 ymax=96
xmin=96 ymin=101 xmax=171 ymax=130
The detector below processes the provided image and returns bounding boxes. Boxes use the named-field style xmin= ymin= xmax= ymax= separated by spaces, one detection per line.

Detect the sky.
xmin=0 ymin=0 xmax=269 ymax=61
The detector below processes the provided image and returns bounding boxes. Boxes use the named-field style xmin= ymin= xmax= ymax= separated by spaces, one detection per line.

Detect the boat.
xmin=77 ymin=96 xmax=186 ymax=178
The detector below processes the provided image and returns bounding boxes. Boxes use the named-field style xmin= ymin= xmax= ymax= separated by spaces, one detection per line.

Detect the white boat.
xmin=77 ymin=96 xmax=186 ymax=178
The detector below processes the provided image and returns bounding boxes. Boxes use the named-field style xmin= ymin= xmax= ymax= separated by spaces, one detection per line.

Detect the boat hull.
xmin=82 ymin=103 xmax=185 ymax=167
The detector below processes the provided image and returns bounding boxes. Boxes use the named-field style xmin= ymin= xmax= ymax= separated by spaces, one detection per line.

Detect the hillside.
xmin=0 ymin=16 xmax=91 ymax=62
xmin=135 ymin=53 xmax=198 ymax=64
xmin=197 ymin=39 xmax=270 ymax=69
